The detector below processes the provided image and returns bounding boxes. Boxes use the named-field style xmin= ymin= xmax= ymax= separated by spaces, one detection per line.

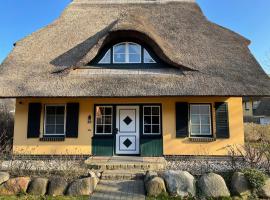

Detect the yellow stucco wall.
xmin=13 ymin=97 xmax=244 ymax=156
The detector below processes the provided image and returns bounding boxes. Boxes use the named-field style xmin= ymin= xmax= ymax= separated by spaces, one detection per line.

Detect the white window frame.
xmin=113 ymin=42 xmax=142 ymax=64
xmin=189 ymin=104 xmax=212 ymax=137
xmin=143 ymin=105 xmax=161 ymax=135
xmin=95 ymin=106 xmax=113 ymax=135
xmin=44 ymin=104 xmax=66 ymax=136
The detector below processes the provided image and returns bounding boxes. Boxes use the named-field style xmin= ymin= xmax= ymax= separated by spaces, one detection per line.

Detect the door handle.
xmin=113 ymin=128 xmax=119 ymax=134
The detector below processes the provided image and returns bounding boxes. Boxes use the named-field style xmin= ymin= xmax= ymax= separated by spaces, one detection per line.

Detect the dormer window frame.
xmin=97 ymin=41 xmax=157 ymax=65
xmin=113 ymin=42 xmax=142 ymax=64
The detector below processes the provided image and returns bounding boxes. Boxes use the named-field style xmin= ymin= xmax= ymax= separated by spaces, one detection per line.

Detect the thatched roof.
xmin=0 ymin=0 xmax=270 ymax=97
xmin=254 ymin=98 xmax=270 ymax=117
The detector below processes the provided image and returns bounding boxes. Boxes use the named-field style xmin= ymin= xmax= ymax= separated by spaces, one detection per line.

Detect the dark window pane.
xmin=96 ymin=125 xmax=103 ymax=133
xmin=46 ymin=125 xmax=55 ymax=134
xmin=56 ymin=106 xmax=65 ymax=114
xmin=144 ymin=116 xmax=151 ymax=125
xmin=201 ymin=115 xmax=210 ymax=124
xmin=152 ymin=107 xmax=160 ymax=115
xmin=190 ymin=105 xmax=200 ymax=114
xmin=104 ymin=125 xmax=112 ymax=134
xmin=56 ymin=115 xmax=64 ymax=124
xmin=144 ymin=107 xmax=151 ymax=115
xmin=152 ymin=116 xmax=160 ymax=124
xmin=56 ymin=125 xmax=64 ymax=134
xmin=96 ymin=116 xmax=102 ymax=124
xmin=201 ymin=125 xmax=211 ymax=135
xmin=191 ymin=115 xmax=200 ymax=124
xmin=191 ymin=125 xmax=200 ymax=134
xmin=152 ymin=125 xmax=160 ymax=134
xmin=46 ymin=107 xmax=55 ymax=115
xmin=200 ymin=105 xmax=210 ymax=114
xmin=105 ymin=116 xmax=112 ymax=124
xmin=105 ymin=107 xmax=112 ymax=115
xmin=46 ymin=115 xmax=55 ymax=124
xmin=144 ymin=125 xmax=151 ymax=133
xmin=96 ymin=107 xmax=105 ymax=116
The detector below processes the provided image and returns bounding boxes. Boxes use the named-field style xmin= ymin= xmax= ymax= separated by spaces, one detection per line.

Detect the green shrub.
xmin=242 ymin=168 xmax=267 ymax=190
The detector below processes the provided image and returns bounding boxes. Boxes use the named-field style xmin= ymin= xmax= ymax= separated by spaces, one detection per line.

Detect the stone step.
xmin=101 ymin=170 xmax=146 ymax=180
xmin=86 ymin=162 xmax=165 ymax=170
xmin=85 ymin=156 xmax=167 ymax=171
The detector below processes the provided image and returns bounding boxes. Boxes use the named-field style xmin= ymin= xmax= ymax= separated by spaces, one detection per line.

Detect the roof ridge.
xmin=71 ymin=0 xmax=195 ymax=4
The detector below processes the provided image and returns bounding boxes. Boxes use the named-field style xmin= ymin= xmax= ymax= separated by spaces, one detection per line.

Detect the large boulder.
xmin=198 ymin=173 xmax=230 ymax=198
xmin=231 ymin=172 xmax=251 ymax=197
xmin=144 ymin=171 xmax=158 ymax=183
xmin=27 ymin=177 xmax=48 ymax=195
xmin=259 ymin=178 xmax=270 ymax=199
xmin=0 ymin=172 xmax=9 ymax=185
xmin=47 ymin=177 xmax=68 ymax=196
xmin=67 ymin=177 xmax=96 ymax=196
xmin=145 ymin=177 xmax=166 ymax=197
xmin=0 ymin=177 xmax=30 ymax=195
xmin=161 ymin=170 xmax=196 ymax=197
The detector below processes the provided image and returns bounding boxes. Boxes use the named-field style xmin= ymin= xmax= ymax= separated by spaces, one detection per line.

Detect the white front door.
xmin=115 ymin=106 xmax=140 ymax=155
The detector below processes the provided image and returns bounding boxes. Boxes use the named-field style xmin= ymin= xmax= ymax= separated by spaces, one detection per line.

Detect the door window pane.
xmin=95 ymin=106 xmax=113 ymax=134
xmin=152 ymin=125 xmax=160 ymax=134
xmin=144 ymin=125 xmax=151 ymax=133
xmin=152 ymin=116 xmax=160 ymax=124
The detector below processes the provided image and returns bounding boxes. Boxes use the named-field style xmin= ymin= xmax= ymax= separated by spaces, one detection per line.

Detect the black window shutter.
xmin=27 ymin=103 xmax=42 ymax=138
xmin=66 ymin=103 xmax=80 ymax=138
xmin=215 ymin=102 xmax=230 ymax=138
xmin=175 ymin=102 xmax=189 ymax=138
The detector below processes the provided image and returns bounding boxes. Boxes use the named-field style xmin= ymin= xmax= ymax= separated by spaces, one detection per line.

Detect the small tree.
xmin=0 ymin=99 xmax=15 ymax=157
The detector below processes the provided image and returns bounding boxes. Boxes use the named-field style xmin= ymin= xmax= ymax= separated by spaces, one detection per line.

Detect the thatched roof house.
xmin=0 ymin=0 xmax=269 ymax=97
xmin=2 ymin=0 xmax=270 ymax=157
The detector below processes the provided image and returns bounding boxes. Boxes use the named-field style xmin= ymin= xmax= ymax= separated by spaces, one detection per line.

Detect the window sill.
xmin=39 ymin=137 xmax=65 ymax=142
xmin=189 ymin=137 xmax=216 ymax=142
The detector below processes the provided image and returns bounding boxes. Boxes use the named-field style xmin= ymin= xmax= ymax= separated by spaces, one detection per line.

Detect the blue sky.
xmin=0 ymin=0 xmax=269 ymax=74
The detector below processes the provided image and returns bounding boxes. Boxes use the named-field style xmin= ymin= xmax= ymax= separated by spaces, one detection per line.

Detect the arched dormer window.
xmin=98 ymin=42 xmax=156 ymax=64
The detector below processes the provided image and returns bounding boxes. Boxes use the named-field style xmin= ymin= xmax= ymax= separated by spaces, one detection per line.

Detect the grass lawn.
xmin=0 ymin=195 xmax=89 ymax=200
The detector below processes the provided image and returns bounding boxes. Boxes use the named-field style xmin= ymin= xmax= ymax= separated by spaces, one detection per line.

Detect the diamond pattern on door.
xmin=119 ymin=135 xmax=136 ymax=151
xmin=123 ymin=138 xmax=132 ymax=148
xmin=123 ymin=116 xmax=132 ymax=125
